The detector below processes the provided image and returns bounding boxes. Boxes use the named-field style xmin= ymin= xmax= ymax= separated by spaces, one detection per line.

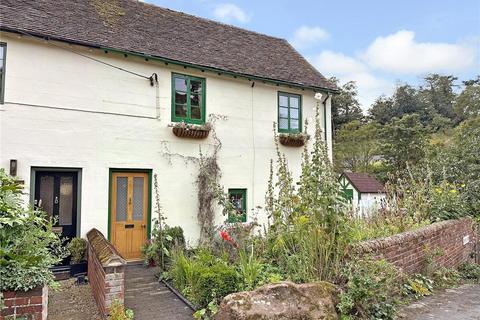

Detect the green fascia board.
xmin=102 ymin=46 xmax=338 ymax=94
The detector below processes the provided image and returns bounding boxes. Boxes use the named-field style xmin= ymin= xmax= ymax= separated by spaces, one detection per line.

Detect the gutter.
xmin=1 ymin=27 xmax=339 ymax=94
xmin=322 ymin=93 xmax=331 ymax=142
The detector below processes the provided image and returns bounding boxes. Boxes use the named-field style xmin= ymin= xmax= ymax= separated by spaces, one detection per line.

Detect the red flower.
xmin=219 ymin=230 xmax=231 ymax=242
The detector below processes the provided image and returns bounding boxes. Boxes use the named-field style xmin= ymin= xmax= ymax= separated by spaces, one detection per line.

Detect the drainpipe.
xmin=322 ymin=93 xmax=331 ymax=143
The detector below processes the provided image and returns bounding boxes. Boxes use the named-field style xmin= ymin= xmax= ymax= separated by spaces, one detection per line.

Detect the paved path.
xmin=125 ymin=265 xmax=193 ymax=320
xmin=399 ymin=283 xmax=480 ymax=320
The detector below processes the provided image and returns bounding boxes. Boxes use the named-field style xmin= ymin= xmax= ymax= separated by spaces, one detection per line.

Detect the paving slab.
xmin=399 ymin=283 xmax=480 ymax=320
xmin=125 ymin=264 xmax=194 ymax=320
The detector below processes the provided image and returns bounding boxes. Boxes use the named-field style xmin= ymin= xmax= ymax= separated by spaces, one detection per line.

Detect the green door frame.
xmin=107 ymin=168 xmax=152 ymax=241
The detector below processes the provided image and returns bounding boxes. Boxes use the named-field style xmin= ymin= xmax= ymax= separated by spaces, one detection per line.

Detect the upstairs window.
xmin=227 ymin=189 xmax=247 ymax=223
xmin=278 ymin=92 xmax=302 ymax=133
xmin=0 ymin=43 xmax=6 ymax=104
xmin=172 ymin=73 xmax=206 ymax=124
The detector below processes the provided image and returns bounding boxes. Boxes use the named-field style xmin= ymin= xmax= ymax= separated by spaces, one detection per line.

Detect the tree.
xmin=368 ymin=95 xmax=394 ymax=125
xmin=419 ymin=74 xmax=457 ymax=120
xmin=330 ymin=77 xmax=364 ymax=132
xmin=378 ymin=114 xmax=427 ymax=172
xmin=454 ymin=76 xmax=480 ymax=121
xmin=333 ymin=120 xmax=380 ymax=173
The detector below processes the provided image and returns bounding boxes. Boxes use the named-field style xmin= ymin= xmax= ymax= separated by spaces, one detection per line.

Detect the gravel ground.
xmin=398 ymin=283 xmax=480 ymax=320
xmin=48 ymin=278 xmax=101 ymax=320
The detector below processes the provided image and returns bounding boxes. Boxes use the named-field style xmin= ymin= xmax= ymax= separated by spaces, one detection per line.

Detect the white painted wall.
xmin=0 ymin=32 xmax=333 ymax=243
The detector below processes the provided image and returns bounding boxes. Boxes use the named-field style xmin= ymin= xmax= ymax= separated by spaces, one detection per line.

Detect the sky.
xmin=144 ymin=0 xmax=480 ymax=111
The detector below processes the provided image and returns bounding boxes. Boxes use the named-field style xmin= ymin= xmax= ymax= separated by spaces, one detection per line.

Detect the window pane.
xmin=174 ymin=77 xmax=187 ymax=91
xmin=175 ymin=104 xmax=187 ymax=117
xmin=290 ymin=119 xmax=299 ymax=130
xmin=290 ymin=108 xmax=299 ymax=119
xmin=191 ymin=105 xmax=202 ymax=120
xmin=279 ymin=118 xmax=288 ymax=129
xmin=190 ymin=93 xmax=200 ymax=106
xmin=39 ymin=175 xmax=54 ymax=217
xmin=190 ymin=80 xmax=202 ymax=94
xmin=279 ymin=95 xmax=288 ymax=107
xmin=279 ymin=107 xmax=288 ymax=118
xmin=133 ymin=177 xmax=144 ymax=221
xmin=290 ymin=96 xmax=299 ymax=108
xmin=116 ymin=177 xmax=128 ymax=222
xmin=175 ymin=91 xmax=187 ymax=104
xmin=59 ymin=176 xmax=73 ymax=225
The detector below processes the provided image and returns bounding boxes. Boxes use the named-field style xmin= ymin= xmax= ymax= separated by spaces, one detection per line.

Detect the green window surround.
xmin=0 ymin=43 xmax=6 ymax=104
xmin=278 ymin=92 xmax=302 ymax=133
xmin=171 ymin=73 xmax=206 ymax=124
xmin=227 ymin=189 xmax=247 ymax=223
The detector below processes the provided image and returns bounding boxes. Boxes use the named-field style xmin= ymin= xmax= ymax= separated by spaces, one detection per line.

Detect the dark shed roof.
xmin=0 ymin=0 xmax=336 ymax=91
xmin=343 ymin=172 xmax=385 ymax=193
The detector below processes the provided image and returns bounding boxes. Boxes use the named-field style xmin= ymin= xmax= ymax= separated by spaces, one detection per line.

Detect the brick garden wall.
xmin=87 ymin=229 xmax=126 ymax=319
xmin=1 ymin=286 xmax=48 ymax=320
xmin=354 ymin=217 xmax=477 ymax=274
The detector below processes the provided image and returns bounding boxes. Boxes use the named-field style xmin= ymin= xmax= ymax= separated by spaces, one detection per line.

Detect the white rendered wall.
xmin=0 ymin=32 xmax=333 ymax=243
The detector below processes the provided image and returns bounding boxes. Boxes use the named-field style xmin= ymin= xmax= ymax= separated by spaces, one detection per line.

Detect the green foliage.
xmin=432 ymin=267 xmax=461 ymax=288
xmin=107 ymin=300 xmax=134 ymax=320
xmin=265 ymin=104 xmax=350 ymax=282
xmin=454 ymin=76 xmax=480 ymax=121
xmin=458 ymin=263 xmax=480 ymax=283
xmin=237 ymin=246 xmax=262 ymax=291
xmin=0 ymin=169 xmax=67 ymax=292
xmin=141 ymin=221 xmax=185 ymax=268
xmin=333 ymin=121 xmax=380 ymax=174
xmin=168 ymin=248 xmax=239 ymax=308
xmin=330 ymin=78 xmax=364 ymax=131
xmin=337 ymin=258 xmax=402 ymax=320
xmin=67 ymin=237 xmax=87 ymax=264
xmin=403 ymin=274 xmax=433 ymax=299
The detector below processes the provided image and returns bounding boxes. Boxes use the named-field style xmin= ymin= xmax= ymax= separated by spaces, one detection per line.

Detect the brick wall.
xmin=354 ymin=217 xmax=477 ymax=274
xmin=87 ymin=229 xmax=126 ymax=319
xmin=1 ymin=286 xmax=48 ymax=320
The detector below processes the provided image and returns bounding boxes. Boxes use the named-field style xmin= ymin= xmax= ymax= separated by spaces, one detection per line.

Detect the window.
xmin=172 ymin=73 xmax=206 ymax=124
xmin=227 ymin=189 xmax=247 ymax=223
xmin=0 ymin=43 xmax=6 ymax=104
xmin=278 ymin=92 xmax=301 ymax=133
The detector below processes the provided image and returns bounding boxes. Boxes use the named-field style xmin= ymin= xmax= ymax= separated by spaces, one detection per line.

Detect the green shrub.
xmin=67 ymin=237 xmax=87 ymax=263
xmin=168 ymin=248 xmax=238 ymax=308
xmin=458 ymin=263 xmax=480 ymax=282
xmin=432 ymin=267 xmax=461 ymax=288
xmin=403 ymin=274 xmax=433 ymax=299
xmin=141 ymin=221 xmax=185 ymax=268
xmin=337 ymin=258 xmax=403 ymax=320
xmin=0 ymin=169 xmax=67 ymax=292
xmin=107 ymin=300 xmax=134 ymax=320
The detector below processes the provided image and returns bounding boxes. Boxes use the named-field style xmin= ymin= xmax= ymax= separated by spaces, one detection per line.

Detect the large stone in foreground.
xmin=216 ymin=281 xmax=338 ymax=320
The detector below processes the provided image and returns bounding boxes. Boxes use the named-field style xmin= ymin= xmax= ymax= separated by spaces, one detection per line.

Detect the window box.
xmin=278 ymin=132 xmax=309 ymax=147
xmin=170 ymin=122 xmax=211 ymax=139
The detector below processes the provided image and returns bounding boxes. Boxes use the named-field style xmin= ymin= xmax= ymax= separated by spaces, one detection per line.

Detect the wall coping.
xmin=86 ymin=228 xmax=126 ymax=267
xmin=353 ymin=217 xmax=473 ymax=254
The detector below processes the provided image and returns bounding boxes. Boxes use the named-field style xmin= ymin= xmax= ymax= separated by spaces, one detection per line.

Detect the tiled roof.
xmin=0 ymin=0 xmax=337 ymax=91
xmin=343 ymin=172 xmax=385 ymax=193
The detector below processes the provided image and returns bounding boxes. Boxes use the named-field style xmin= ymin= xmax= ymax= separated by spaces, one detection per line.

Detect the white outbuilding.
xmin=339 ymin=172 xmax=386 ymax=216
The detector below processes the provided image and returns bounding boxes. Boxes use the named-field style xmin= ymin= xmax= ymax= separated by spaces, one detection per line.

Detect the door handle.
xmin=141 ymin=224 xmax=146 ymax=228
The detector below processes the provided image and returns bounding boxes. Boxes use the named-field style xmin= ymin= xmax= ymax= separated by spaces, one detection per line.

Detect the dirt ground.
xmin=48 ymin=278 xmax=102 ymax=320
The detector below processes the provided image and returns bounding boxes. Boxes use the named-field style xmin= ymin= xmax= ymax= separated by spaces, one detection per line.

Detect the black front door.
xmin=34 ymin=171 xmax=78 ymax=239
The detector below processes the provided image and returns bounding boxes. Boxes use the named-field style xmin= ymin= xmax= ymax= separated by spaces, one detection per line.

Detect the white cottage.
xmin=339 ymin=172 xmax=386 ymax=216
xmin=0 ymin=0 xmax=336 ymax=261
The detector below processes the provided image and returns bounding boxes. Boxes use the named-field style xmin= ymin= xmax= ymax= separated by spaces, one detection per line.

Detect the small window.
xmin=0 ymin=43 xmax=6 ymax=104
xmin=278 ymin=92 xmax=302 ymax=133
xmin=227 ymin=189 xmax=247 ymax=223
xmin=172 ymin=73 xmax=206 ymax=124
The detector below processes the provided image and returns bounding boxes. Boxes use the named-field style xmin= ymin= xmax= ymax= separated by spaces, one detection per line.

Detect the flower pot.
xmin=70 ymin=261 xmax=88 ymax=277
xmin=279 ymin=134 xmax=307 ymax=147
xmin=172 ymin=126 xmax=210 ymax=139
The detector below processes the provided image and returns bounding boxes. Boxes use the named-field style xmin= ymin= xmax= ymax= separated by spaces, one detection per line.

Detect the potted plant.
xmin=67 ymin=237 xmax=88 ymax=276
xmin=278 ymin=132 xmax=309 ymax=147
xmin=169 ymin=121 xmax=211 ymax=139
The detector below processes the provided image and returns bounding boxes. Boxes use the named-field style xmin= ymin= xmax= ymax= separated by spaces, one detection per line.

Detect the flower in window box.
xmin=169 ymin=121 xmax=211 ymax=139
xmin=278 ymin=132 xmax=309 ymax=147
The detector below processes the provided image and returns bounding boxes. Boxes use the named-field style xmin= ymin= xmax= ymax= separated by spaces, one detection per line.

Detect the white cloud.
xmin=312 ymin=51 xmax=393 ymax=110
xmin=213 ymin=3 xmax=250 ymax=23
xmin=362 ymin=30 xmax=475 ymax=74
xmin=290 ymin=26 xmax=329 ymax=48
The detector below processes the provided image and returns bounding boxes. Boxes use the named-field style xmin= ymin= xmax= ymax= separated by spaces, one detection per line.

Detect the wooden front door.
xmin=110 ymin=172 xmax=149 ymax=260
